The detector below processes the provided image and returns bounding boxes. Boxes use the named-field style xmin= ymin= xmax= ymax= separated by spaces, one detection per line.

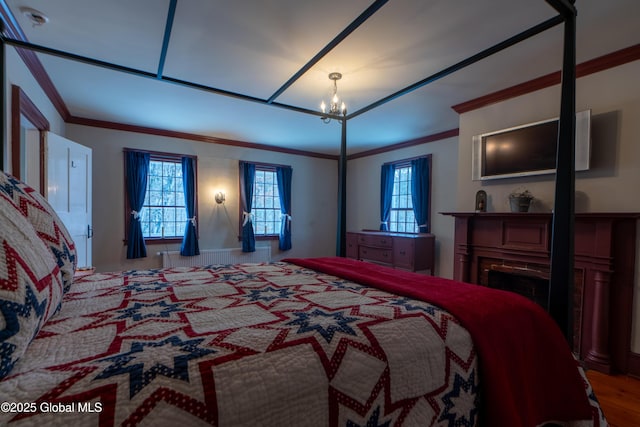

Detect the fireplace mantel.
xmin=441 ymin=211 xmax=640 ymax=375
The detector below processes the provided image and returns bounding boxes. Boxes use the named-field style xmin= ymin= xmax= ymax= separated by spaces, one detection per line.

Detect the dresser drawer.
xmin=348 ymin=231 xmax=435 ymax=274
xmin=393 ymin=239 xmax=415 ymax=269
xmin=357 ymin=233 xmax=393 ymax=248
xmin=359 ymin=246 xmax=392 ymax=264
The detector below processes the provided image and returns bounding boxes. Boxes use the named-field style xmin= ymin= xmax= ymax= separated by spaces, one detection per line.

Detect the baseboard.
xmin=628 ymin=351 xmax=640 ymax=379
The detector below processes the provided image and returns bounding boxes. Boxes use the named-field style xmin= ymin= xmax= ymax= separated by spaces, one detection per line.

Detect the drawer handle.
xmin=399 ymin=251 xmax=406 ymax=255
xmin=380 ymin=239 xmax=387 ymax=244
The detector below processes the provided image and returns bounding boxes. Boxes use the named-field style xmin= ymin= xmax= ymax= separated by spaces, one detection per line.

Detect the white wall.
xmin=455 ymin=60 xmax=640 ymax=353
xmin=3 ymin=46 xmax=66 ymax=172
xmin=66 ymin=124 xmax=338 ymax=272
xmin=456 ymin=61 xmax=640 ymax=213
xmin=346 ymin=136 xmax=459 ymax=278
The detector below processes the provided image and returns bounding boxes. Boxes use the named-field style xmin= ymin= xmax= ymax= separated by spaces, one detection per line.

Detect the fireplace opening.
xmin=487 ymin=270 xmax=549 ymax=310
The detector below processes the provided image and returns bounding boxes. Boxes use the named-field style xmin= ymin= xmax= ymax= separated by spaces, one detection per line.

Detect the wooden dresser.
xmin=346 ymin=231 xmax=435 ymax=274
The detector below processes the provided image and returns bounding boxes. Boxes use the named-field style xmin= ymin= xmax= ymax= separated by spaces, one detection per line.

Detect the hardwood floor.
xmin=586 ymin=370 xmax=640 ymax=427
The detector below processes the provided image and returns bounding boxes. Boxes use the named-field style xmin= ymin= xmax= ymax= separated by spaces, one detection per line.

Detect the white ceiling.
xmin=5 ymin=0 xmax=640 ymax=156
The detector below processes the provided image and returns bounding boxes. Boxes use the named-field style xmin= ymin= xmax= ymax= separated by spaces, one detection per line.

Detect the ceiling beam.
xmin=347 ymin=14 xmax=564 ymax=120
xmin=266 ymin=0 xmax=389 ymax=105
xmin=0 ymin=36 xmax=329 ymax=119
xmin=545 ymin=0 xmax=577 ymax=18
xmin=157 ymin=0 xmax=177 ymax=79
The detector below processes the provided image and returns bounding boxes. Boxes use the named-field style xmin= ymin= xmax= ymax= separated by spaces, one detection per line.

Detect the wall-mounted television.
xmin=471 ymin=110 xmax=591 ymax=181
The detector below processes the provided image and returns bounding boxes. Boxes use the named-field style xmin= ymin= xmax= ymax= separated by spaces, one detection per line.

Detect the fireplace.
xmin=478 ymin=258 xmax=583 ymax=354
xmin=441 ymin=211 xmax=640 ymax=375
xmin=486 ymin=268 xmax=549 ymax=309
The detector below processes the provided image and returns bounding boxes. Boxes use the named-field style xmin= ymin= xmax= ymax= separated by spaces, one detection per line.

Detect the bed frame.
xmin=0 ymin=0 xmax=578 ymax=345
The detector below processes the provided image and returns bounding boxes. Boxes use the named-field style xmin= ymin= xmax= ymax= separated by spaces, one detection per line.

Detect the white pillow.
xmin=0 ymin=171 xmax=77 ymax=293
xmin=0 ymin=193 xmax=64 ymax=379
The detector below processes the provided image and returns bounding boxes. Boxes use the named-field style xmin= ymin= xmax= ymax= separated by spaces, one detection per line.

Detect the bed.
xmin=0 ymin=170 xmax=606 ymax=426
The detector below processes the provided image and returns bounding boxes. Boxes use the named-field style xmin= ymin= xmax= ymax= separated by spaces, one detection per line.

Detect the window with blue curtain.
xmin=276 ymin=165 xmax=292 ymax=250
xmin=410 ymin=156 xmax=431 ymax=233
xmin=239 ymin=161 xmax=292 ymax=251
xmin=381 ymin=155 xmax=432 ymax=233
xmin=124 ymin=150 xmax=150 ymax=259
xmin=124 ymin=149 xmax=198 ymax=251
xmin=380 ymin=163 xmax=395 ymax=231
xmin=239 ymin=161 xmax=256 ymax=252
xmin=180 ymin=156 xmax=199 ymax=256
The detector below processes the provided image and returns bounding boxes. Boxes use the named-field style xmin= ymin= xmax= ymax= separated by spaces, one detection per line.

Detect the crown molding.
xmin=67 ymin=116 xmax=338 ymax=160
xmin=347 ymin=128 xmax=459 ymax=160
xmin=452 ymin=43 xmax=640 ymax=114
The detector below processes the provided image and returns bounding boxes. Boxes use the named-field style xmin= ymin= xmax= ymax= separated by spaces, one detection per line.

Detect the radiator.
xmin=161 ymin=247 xmax=271 ymax=268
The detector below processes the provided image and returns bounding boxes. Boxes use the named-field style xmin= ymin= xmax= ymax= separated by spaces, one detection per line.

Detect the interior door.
xmin=23 ymin=128 xmax=41 ymax=192
xmin=46 ymin=132 xmax=93 ymax=268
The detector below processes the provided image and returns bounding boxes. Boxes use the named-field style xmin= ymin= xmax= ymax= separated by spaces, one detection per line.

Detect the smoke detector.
xmin=20 ymin=7 xmax=49 ymax=27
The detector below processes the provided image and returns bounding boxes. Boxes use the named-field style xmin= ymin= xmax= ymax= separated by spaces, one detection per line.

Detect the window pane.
xmin=141 ymin=158 xmax=189 ymax=238
xmin=251 ymin=169 xmax=280 ymax=236
xmin=163 ymin=191 xmax=175 ymax=206
xmin=400 ymin=180 xmax=408 ymax=196
xmin=175 ymin=191 xmax=185 ymax=207
xmin=407 ymin=210 xmax=415 ymax=225
xmin=149 ymin=176 xmax=162 ymax=191
xmin=149 ymin=162 xmax=162 ymax=176
xmin=389 ymin=165 xmax=419 ymax=233
xmin=176 ymin=209 xmax=186 ymax=223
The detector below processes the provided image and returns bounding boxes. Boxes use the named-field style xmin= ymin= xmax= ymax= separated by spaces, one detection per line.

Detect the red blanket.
xmin=284 ymin=257 xmax=592 ymax=427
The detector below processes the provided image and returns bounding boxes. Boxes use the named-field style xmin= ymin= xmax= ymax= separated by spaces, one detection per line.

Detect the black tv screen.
xmin=482 ymin=120 xmax=558 ymax=177
xmin=471 ymin=110 xmax=591 ymax=181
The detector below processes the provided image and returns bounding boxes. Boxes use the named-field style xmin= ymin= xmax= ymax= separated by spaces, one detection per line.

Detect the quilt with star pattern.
xmin=0 ymin=261 xmax=605 ymax=426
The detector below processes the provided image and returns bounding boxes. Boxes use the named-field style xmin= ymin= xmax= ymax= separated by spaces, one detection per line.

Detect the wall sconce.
xmin=214 ymin=191 xmax=226 ymax=204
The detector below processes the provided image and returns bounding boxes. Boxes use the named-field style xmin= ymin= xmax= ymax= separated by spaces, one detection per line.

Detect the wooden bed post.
xmin=336 ymin=116 xmax=347 ymax=256
xmin=546 ymin=0 xmax=577 ymax=346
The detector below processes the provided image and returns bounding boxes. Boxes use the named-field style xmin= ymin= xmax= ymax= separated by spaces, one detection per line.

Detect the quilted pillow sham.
xmin=0 ymin=193 xmax=64 ymax=379
xmin=0 ymin=171 xmax=77 ymax=293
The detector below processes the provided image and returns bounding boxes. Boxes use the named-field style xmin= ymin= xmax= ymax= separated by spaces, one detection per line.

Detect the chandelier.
xmin=320 ymin=72 xmax=346 ymax=123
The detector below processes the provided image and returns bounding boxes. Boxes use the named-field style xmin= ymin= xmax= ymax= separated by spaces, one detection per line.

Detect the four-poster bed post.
xmin=547 ymin=0 xmax=577 ymax=345
xmin=336 ymin=116 xmax=347 ymax=257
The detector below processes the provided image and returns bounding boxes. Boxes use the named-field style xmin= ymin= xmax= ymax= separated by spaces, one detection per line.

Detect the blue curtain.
xmin=411 ymin=157 xmax=431 ymax=233
xmin=180 ymin=157 xmax=199 ymax=256
xmin=239 ymin=161 xmax=256 ymax=252
xmin=380 ymin=163 xmax=395 ymax=231
xmin=276 ymin=166 xmax=292 ymax=250
xmin=125 ymin=151 xmax=150 ymax=259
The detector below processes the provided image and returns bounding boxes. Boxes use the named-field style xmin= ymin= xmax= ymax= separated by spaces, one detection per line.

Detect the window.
xmin=141 ymin=158 xmax=186 ymax=238
xmin=252 ymin=167 xmax=281 ymax=236
xmin=382 ymin=155 xmax=431 ymax=234
xmin=124 ymin=150 xmax=197 ymax=242
xmin=390 ymin=165 xmax=419 ymax=233
xmin=239 ymin=161 xmax=292 ymax=247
